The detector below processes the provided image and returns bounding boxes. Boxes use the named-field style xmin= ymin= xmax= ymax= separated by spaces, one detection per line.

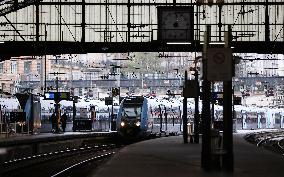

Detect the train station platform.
xmin=91 ymin=132 xmax=284 ymax=177
xmin=0 ymin=131 xmax=115 ymax=146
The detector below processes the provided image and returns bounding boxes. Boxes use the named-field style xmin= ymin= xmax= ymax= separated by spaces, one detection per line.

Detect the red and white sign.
xmin=207 ymin=48 xmax=232 ymax=81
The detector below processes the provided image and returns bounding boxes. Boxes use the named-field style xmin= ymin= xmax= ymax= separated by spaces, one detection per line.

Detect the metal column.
xmin=35 ymin=2 xmax=39 ymax=43
xmin=127 ymin=0 xmax=131 ymax=43
xmin=222 ymin=26 xmax=234 ymax=172
xmin=201 ymin=25 xmax=212 ymax=171
xmin=182 ymin=70 xmax=188 ymax=143
xmin=194 ymin=66 xmax=200 ymax=143
xmin=265 ymin=0 xmax=270 ymax=42
xmin=81 ymin=0 xmax=86 ymax=43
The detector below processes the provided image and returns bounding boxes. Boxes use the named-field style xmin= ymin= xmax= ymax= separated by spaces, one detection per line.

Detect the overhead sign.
xmin=44 ymin=92 xmax=55 ymax=100
xmin=58 ymin=92 xmax=70 ymax=100
xmin=207 ymin=48 xmax=232 ymax=81
xmin=213 ymin=92 xmax=223 ymax=100
xmin=44 ymin=92 xmax=71 ymax=101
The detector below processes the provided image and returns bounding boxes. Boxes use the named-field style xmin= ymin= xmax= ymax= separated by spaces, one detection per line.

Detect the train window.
xmin=237 ymin=118 xmax=242 ymax=123
xmin=260 ymin=118 xmax=266 ymax=124
xmin=123 ymin=107 xmax=141 ymax=118
xmin=275 ymin=118 xmax=281 ymax=124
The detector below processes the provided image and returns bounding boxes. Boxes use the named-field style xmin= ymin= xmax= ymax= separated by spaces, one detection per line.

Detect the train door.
xmin=274 ymin=113 xmax=281 ymax=129
xmin=140 ymin=101 xmax=148 ymax=132
xmin=266 ymin=109 xmax=272 ymax=128
xmin=32 ymin=95 xmax=41 ymax=133
xmin=147 ymin=106 xmax=154 ymax=132
xmin=258 ymin=112 xmax=266 ymax=129
xmin=242 ymin=111 xmax=247 ymax=129
xmin=248 ymin=112 xmax=258 ymax=130
xmin=90 ymin=106 xmax=96 ymax=131
xmin=236 ymin=111 xmax=243 ymax=130
xmin=281 ymin=114 xmax=284 ymax=129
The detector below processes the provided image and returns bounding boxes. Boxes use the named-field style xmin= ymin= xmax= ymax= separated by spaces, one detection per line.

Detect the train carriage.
xmin=116 ymin=96 xmax=150 ymax=137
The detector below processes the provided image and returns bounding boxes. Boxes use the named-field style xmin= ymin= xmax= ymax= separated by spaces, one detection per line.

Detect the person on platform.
xmin=61 ymin=112 xmax=68 ymax=132
xmin=50 ymin=113 xmax=56 ymax=133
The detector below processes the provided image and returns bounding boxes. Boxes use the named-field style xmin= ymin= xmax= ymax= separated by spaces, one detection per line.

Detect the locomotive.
xmin=116 ymin=96 xmax=150 ymax=137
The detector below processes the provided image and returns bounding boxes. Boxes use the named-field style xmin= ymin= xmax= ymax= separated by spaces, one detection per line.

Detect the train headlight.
xmin=120 ymin=121 xmax=126 ymax=127
xmin=135 ymin=121 xmax=141 ymax=127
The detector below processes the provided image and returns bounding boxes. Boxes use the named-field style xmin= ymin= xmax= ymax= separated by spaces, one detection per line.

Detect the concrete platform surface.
xmin=91 ymin=134 xmax=284 ymax=177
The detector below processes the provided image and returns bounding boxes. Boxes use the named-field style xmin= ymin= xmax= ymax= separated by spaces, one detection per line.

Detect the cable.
xmin=54 ymin=4 xmax=76 ymax=41
xmin=106 ymin=5 xmax=124 ymax=42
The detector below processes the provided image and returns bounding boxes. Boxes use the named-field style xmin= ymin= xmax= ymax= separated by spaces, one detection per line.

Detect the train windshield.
xmin=123 ymin=107 xmax=141 ymax=118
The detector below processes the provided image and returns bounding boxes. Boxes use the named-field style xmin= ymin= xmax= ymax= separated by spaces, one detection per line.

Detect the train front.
xmin=117 ymin=97 xmax=147 ymax=137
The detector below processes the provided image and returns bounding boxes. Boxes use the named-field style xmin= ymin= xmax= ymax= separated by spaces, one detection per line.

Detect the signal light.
xmin=112 ymin=87 xmax=120 ymax=97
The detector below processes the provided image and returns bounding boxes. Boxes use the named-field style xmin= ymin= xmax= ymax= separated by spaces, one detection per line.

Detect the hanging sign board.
xmin=207 ymin=48 xmax=232 ymax=81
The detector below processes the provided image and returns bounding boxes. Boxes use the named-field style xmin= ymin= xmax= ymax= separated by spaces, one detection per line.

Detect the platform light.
xmin=167 ymin=42 xmax=192 ymax=45
xmin=210 ymin=42 xmax=225 ymax=44
xmin=120 ymin=121 xmax=125 ymax=127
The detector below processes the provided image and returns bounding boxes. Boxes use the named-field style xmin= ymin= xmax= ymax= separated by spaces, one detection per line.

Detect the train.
xmin=116 ymin=96 xmax=181 ymax=138
xmin=116 ymin=96 xmax=149 ymax=137
xmin=0 ymin=94 xmax=41 ymax=134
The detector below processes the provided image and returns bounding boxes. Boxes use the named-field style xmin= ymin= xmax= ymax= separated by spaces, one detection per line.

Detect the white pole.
xmin=40 ymin=56 xmax=44 ymax=95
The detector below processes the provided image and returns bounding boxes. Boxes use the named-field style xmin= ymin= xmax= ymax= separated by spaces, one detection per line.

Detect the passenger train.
xmin=116 ymin=96 xmax=149 ymax=137
xmin=116 ymin=96 xmax=181 ymax=138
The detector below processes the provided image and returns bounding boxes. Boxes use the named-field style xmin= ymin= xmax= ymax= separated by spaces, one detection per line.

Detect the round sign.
xmin=213 ymin=52 xmax=225 ymax=64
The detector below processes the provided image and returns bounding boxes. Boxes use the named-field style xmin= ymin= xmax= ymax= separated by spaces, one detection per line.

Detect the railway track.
xmin=244 ymin=130 xmax=284 ymax=155
xmin=51 ymin=151 xmax=115 ymax=177
xmin=0 ymin=143 xmax=120 ymax=177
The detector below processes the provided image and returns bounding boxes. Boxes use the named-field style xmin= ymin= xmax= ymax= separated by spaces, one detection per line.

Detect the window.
xmin=10 ymin=84 xmax=14 ymax=94
xmin=0 ymin=63 xmax=3 ymax=74
xmin=24 ymin=61 xmax=32 ymax=74
xmin=10 ymin=61 xmax=17 ymax=74
xmin=1 ymin=83 xmax=5 ymax=91
xmin=123 ymin=107 xmax=142 ymax=118
xmin=37 ymin=61 xmax=41 ymax=73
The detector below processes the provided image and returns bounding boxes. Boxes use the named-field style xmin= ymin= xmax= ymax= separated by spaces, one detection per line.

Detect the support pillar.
xmin=35 ymin=2 xmax=39 ymax=43
xmin=81 ymin=0 xmax=86 ymax=43
xmin=201 ymin=25 xmax=212 ymax=171
xmin=194 ymin=69 xmax=200 ymax=143
xmin=222 ymin=26 xmax=234 ymax=172
xmin=265 ymin=0 xmax=270 ymax=42
xmin=183 ymin=70 xmax=188 ymax=143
